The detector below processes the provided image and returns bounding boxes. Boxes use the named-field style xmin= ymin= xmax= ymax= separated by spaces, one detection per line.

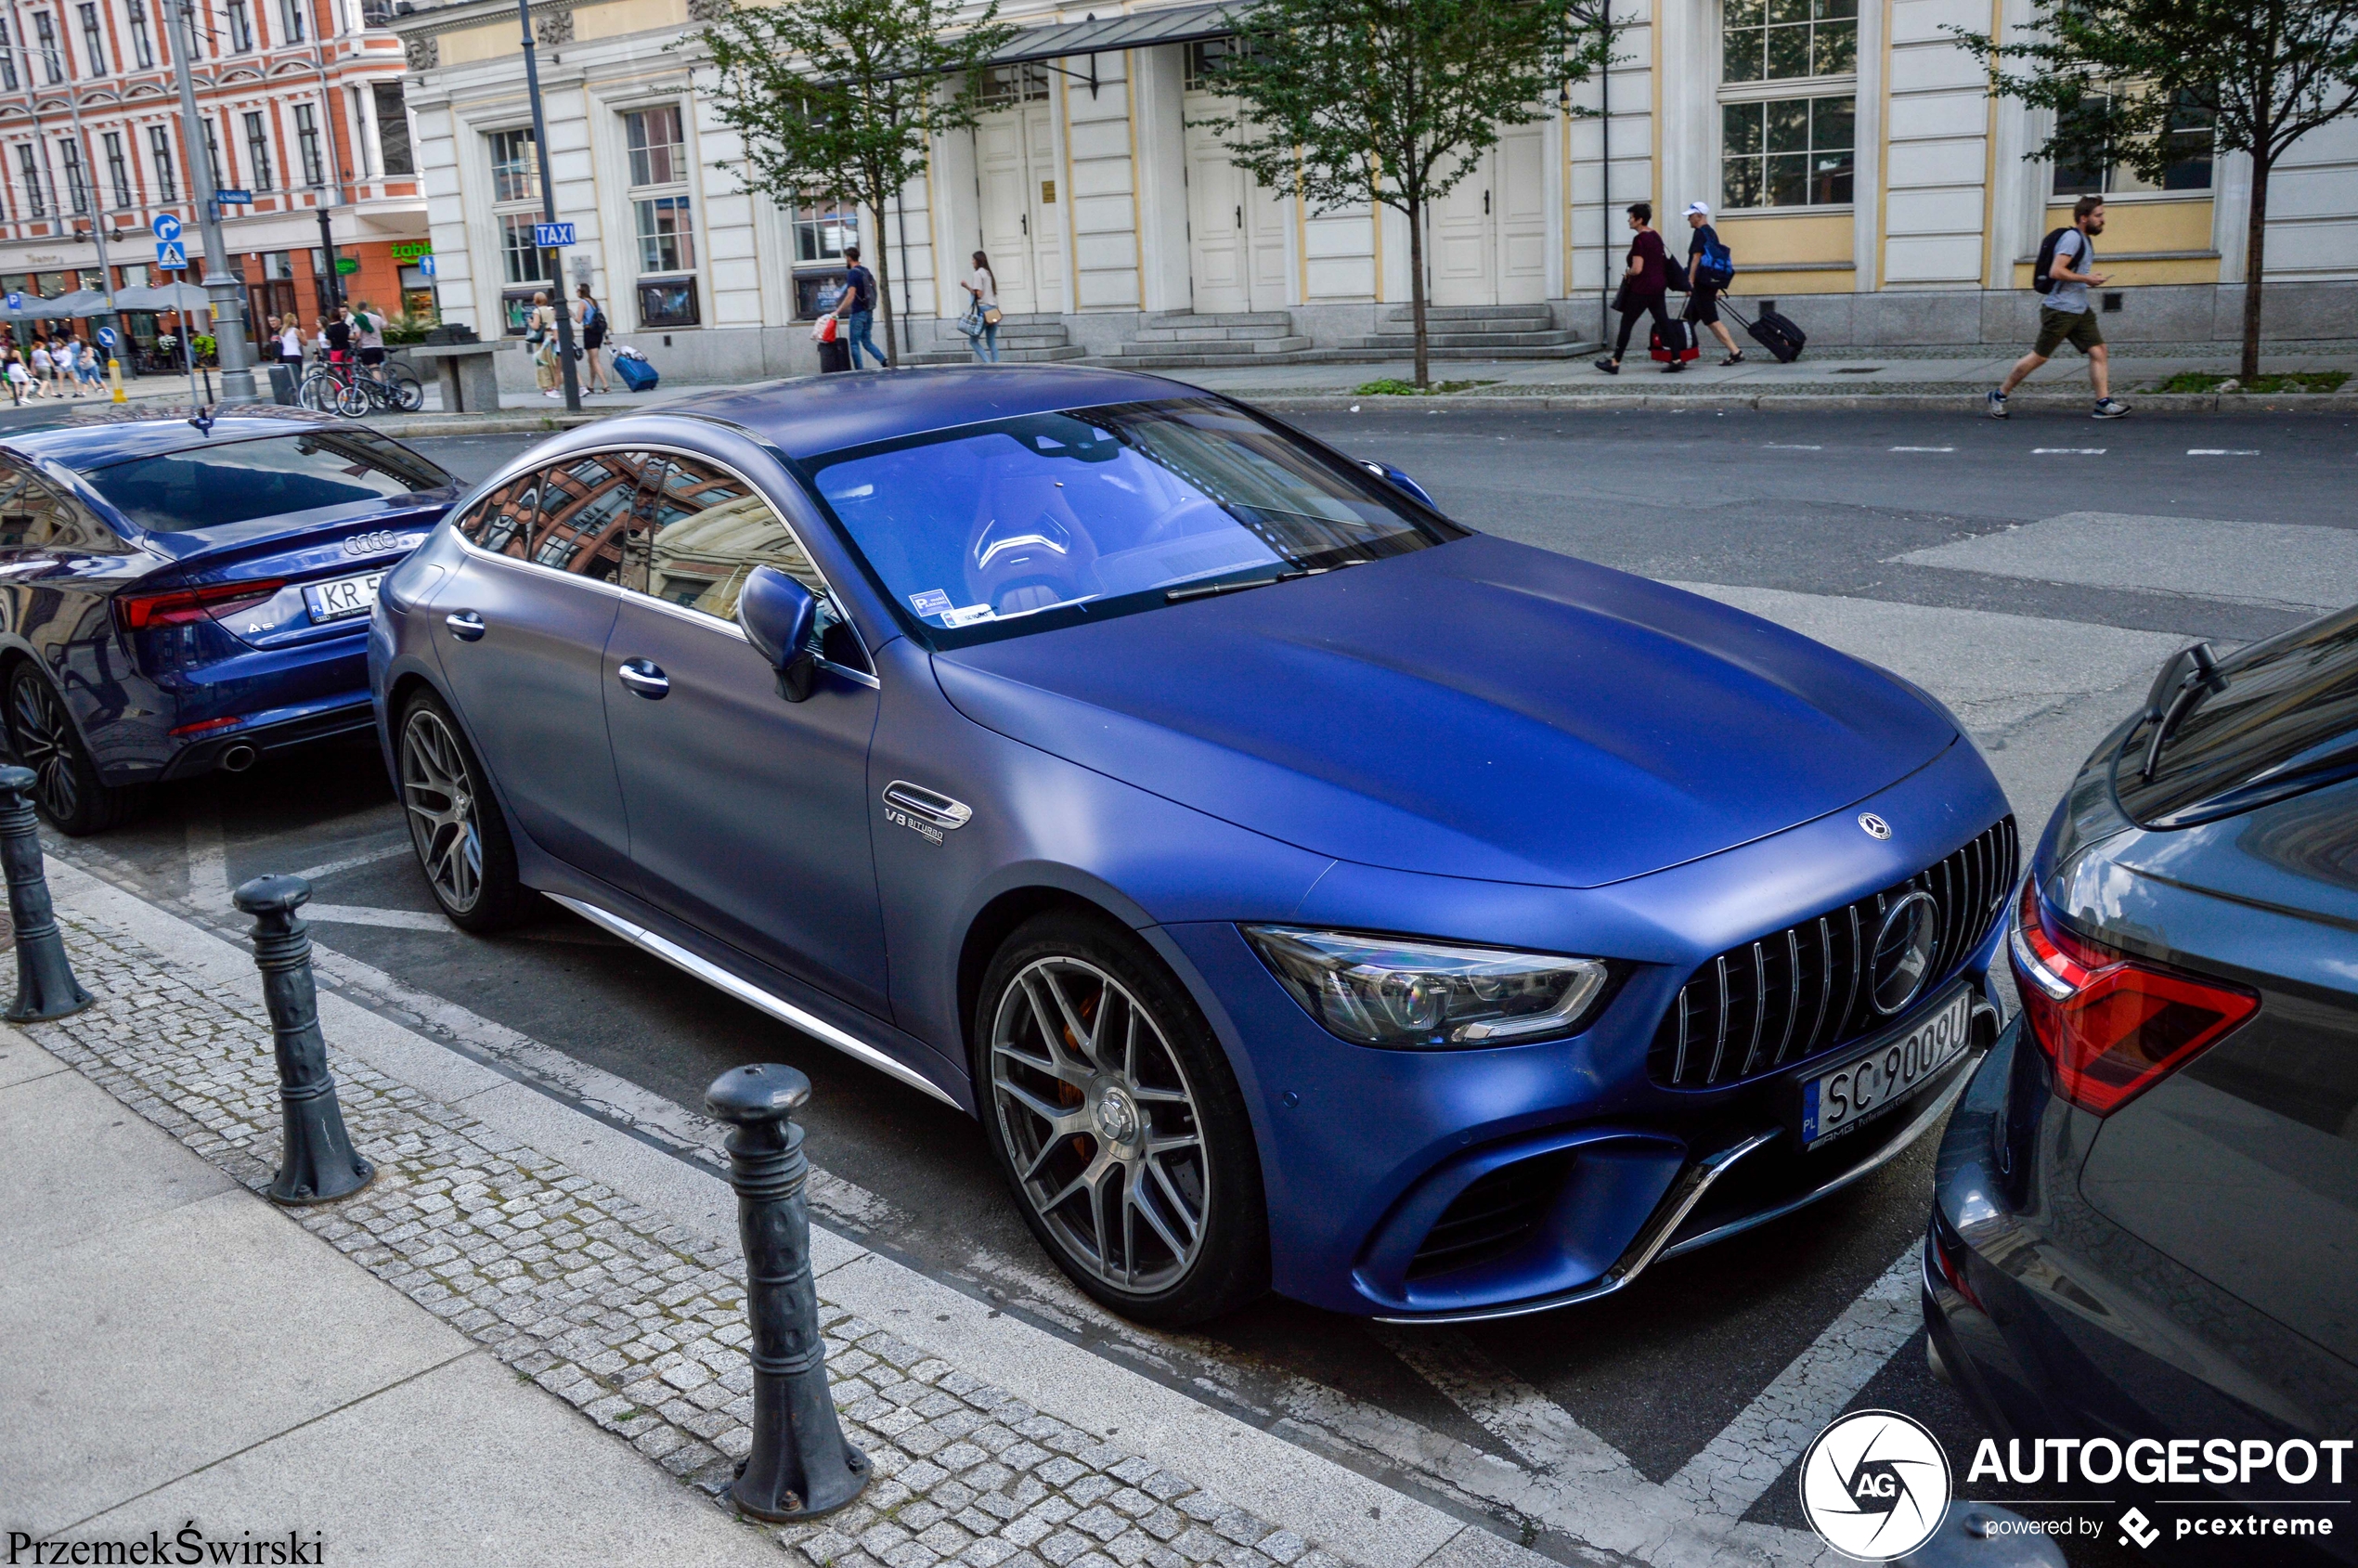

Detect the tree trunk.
xmin=871 ymin=185 xmax=900 ymax=366
xmin=1406 ymin=194 xmax=1430 ymax=389
xmin=2239 ymin=152 xmax=2269 ymax=382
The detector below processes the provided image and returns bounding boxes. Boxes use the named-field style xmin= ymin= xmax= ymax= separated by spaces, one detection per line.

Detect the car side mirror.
xmin=736 ymin=564 xmax=822 ymax=703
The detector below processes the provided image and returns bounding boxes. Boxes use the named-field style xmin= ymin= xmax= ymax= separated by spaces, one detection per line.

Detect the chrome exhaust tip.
xmin=218 ymin=743 xmax=258 ymax=773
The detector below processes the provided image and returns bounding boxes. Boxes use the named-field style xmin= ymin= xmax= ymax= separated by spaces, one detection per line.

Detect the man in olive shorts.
xmin=1989 ymin=195 xmax=2129 ymax=419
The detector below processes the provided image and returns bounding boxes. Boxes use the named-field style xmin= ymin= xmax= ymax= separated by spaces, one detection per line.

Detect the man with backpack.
xmin=1989 ymin=195 xmax=2129 ymax=420
xmin=833 ymin=246 xmax=889 ymax=370
xmin=1681 ymin=202 xmax=1744 ymax=366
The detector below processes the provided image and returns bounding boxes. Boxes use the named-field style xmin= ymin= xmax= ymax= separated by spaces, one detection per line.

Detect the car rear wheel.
xmin=977 ymin=911 xmax=1268 ymax=1325
xmin=397 ymin=693 xmax=524 ymax=932
xmin=6 ymin=664 xmax=135 ymax=836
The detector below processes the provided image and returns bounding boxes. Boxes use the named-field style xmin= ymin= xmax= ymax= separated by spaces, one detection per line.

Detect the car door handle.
xmin=616 ymin=657 xmax=669 ymax=698
xmin=445 ymin=610 xmax=486 ymax=641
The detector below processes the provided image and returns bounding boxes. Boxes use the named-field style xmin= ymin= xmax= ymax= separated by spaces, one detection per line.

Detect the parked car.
xmin=369 ymin=367 xmax=2015 ymax=1325
xmin=1925 ymin=614 xmax=2358 ymax=1556
xmin=0 ymin=409 xmax=460 ymax=833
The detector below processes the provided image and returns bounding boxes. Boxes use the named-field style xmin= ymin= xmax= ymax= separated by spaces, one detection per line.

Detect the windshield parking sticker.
xmin=908 ymin=589 xmax=953 ymax=619
xmin=940 ymin=604 xmax=997 ymax=628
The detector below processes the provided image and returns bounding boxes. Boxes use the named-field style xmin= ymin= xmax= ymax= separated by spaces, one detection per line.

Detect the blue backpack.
xmin=1693 ymin=235 xmax=1735 ymax=292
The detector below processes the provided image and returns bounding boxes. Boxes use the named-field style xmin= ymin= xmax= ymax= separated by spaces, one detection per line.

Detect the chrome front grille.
xmin=1648 ymin=816 xmax=2018 ymax=1090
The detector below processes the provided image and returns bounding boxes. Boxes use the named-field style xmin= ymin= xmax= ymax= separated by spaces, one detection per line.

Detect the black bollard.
xmin=706 ymin=1062 xmax=869 ymax=1522
xmin=235 ymin=875 xmax=373 ymax=1205
xmin=0 ymin=765 xmax=91 ymax=1021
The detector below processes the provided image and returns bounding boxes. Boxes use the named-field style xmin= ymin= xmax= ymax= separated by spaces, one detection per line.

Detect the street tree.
xmin=688 ymin=0 xmax=1017 ymax=365
xmin=1198 ymin=0 xmax=1614 ymax=389
xmin=1952 ymin=0 xmax=2358 ymax=381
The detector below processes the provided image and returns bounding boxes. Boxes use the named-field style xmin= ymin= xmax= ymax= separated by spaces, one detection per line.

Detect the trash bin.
xmin=267 ymin=363 xmax=298 ymax=406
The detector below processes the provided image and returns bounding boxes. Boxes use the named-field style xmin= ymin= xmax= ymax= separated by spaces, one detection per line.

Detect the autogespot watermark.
xmin=1796 ymin=1414 xmax=2352 ymax=1560
xmin=5 ymin=1524 xmax=325 ymax=1565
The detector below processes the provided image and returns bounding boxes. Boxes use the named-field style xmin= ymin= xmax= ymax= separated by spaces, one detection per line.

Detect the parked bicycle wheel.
xmin=335 ymin=379 xmax=369 ymax=418
xmin=388 ymin=366 xmax=424 ymax=412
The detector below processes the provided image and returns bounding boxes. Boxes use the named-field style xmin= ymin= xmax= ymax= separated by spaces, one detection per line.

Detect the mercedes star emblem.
xmin=1858 ymin=812 xmax=1892 ymax=840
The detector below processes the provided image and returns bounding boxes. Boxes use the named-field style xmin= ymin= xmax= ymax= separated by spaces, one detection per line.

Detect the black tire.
xmin=395 ymin=691 xmax=525 ymax=932
xmin=5 ymin=662 xmax=136 ymax=836
xmin=975 ymin=910 xmax=1268 ymax=1326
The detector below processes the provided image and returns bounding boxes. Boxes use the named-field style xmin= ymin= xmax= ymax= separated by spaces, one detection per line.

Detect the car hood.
xmin=931 ymin=535 xmax=1958 ymax=888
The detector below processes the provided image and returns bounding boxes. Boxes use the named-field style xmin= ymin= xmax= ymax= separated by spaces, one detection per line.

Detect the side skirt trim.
xmin=546 ymin=892 xmax=962 ymax=1110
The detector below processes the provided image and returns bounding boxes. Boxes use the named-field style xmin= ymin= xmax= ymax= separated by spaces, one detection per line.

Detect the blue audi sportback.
xmin=0 ymin=410 xmax=459 ymax=833
xmin=369 ymin=367 xmax=2015 ymax=1325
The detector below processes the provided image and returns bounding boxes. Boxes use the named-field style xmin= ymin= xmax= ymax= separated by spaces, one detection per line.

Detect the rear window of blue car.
xmin=73 ymin=431 xmax=452 ymax=533
xmin=801 ymin=398 xmax=1461 ymax=646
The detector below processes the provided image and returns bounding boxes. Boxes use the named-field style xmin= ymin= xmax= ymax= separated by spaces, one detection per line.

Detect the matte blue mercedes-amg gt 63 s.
xmin=0 ymin=411 xmax=458 ymax=833
xmin=369 ymin=367 xmax=2015 ymax=1325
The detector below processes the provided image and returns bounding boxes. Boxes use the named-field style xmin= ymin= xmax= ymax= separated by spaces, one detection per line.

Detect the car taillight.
xmin=2007 ymin=877 xmax=2256 ymax=1117
xmin=114 ymin=578 xmax=287 ymax=633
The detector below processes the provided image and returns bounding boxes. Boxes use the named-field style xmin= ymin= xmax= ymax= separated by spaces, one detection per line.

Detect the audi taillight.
xmin=2007 ymin=877 xmax=2256 ymax=1117
xmin=113 ymin=578 xmax=287 ymax=634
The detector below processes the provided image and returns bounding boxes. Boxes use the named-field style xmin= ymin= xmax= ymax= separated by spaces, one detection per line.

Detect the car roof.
xmin=664 ymin=365 xmax=1211 ymax=461
xmin=2 ymin=408 xmax=346 ymax=472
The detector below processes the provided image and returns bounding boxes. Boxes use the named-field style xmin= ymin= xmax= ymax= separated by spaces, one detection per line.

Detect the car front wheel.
xmin=977 ymin=912 xmax=1268 ymax=1326
xmin=397 ymin=693 xmax=524 ymax=932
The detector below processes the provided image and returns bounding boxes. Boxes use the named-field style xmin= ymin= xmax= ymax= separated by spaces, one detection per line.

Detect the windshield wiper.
xmin=1165 ymin=570 xmax=1307 ymax=603
xmin=2139 ymin=641 xmax=2228 ymax=780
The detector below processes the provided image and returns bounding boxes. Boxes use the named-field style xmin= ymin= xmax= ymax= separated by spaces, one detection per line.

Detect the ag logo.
xmin=1798 ymin=1409 xmax=1951 ymax=1561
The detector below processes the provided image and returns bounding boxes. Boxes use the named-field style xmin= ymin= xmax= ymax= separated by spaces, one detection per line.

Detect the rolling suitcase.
xmin=614 ymin=352 xmax=659 ymax=393
xmin=1649 ymin=318 xmax=1699 ymax=365
xmin=1724 ymin=302 xmax=1807 ymax=363
xmin=816 ymin=339 xmax=852 ymax=374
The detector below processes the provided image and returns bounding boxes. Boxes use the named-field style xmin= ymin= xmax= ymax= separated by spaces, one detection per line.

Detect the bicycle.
xmin=299 ymin=356 xmax=423 ymax=417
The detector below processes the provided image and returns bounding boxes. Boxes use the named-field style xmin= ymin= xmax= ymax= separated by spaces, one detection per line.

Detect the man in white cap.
xmin=1682 ymin=201 xmax=1744 ymax=365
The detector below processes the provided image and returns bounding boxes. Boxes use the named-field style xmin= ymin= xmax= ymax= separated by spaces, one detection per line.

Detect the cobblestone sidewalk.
xmin=16 ymin=904 xmax=1351 ymax=1568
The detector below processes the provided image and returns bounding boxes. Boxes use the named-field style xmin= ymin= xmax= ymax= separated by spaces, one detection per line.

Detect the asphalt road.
xmin=49 ymin=406 xmax=2353 ymax=1566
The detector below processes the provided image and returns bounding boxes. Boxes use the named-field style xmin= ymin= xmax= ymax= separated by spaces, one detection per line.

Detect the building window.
xmin=792 ymin=198 xmax=853 ymax=265
xmin=279 ymin=0 xmax=304 ymax=44
xmin=623 ymin=104 xmax=684 ymax=187
xmin=372 ymin=82 xmax=413 ymax=175
xmin=977 ymin=62 xmax=1049 ymax=107
xmin=58 ymin=136 xmax=87 ymax=213
xmin=0 ymin=21 xmax=16 ymax=89
xmin=242 ymin=111 xmax=273 ymax=190
xmin=1722 ymin=96 xmax=1853 ymax=207
xmin=226 ymin=0 xmax=253 ymax=51
xmin=32 ymin=13 xmax=64 ymax=82
xmin=499 ymin=214 xmax=549 ymax=289
xmin=2052 ymin=90 xmax=2213 ymax=195
xmin=17 ymin=144 xmax=46 ymax=216
xmin=634 ymin=195 xmax=693 ymax=274
xmin=126 ymin=2 xmax=151 ymax=67
xmin=637 ymin=279 xmax=699 ymax=330
xmin=75 ymin=2 xmax=103 ymax=72
xmin=103 ymin=131 xmax=130 ymax=209
xmin=488 ymin=127 xmax=537 ymax=203
xmin=149 ymin=124 xmax=175 ymax=200
xmin=1183 ymin=38 xmax=1239 ymax=91
xmin=294 ymin=102 xmax=323 ymax=187
xmin=1723 ymin=0 xmax=1854 ymax=82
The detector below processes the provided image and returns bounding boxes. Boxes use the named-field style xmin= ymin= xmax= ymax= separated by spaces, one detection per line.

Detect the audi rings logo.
xmin=1800 ymin=1410 xmax=1952 ymax=1562
xmin=343 ymin=530 xmax=422 ymax=557
xmin=1858 ymin=811 xmax=1893 ymax=840
xmin=1869 ymin=890 xmax=1941 ymax=1016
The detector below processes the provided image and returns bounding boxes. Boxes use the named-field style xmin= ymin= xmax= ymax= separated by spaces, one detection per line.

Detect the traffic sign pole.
xmin=518 ymin=0 xmax=581 ymax=412
xmin=167 ymin=0 xmax=258 ymax=404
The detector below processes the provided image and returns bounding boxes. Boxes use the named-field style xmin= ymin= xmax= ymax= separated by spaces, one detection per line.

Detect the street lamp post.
xmin=516 ymin=0 xmax=579 ymax=411
xmin=167 ymin=0 xmax=258 ymax=402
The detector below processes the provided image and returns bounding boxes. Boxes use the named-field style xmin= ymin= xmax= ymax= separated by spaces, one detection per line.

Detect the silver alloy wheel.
xmin=989 ymin=956 xmax=1209 ymax=1294
xmin=400 ymin=708 xmax=484 ymax=914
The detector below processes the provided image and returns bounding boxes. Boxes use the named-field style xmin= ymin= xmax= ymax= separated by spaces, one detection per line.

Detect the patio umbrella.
xmin=112 ymin=281 xmax=214 ymax=312
xmin=47 ymin=289 xmax=119 ymax=317
xmin=1 ymin=293 xmax=71 ymax=319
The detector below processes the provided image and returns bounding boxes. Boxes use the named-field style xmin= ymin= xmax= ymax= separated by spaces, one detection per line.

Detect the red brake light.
xmin=115 ymin=578 xmax=287 ymax=633
xmin=2007 ymin=877 xmax=2257 ymax=1117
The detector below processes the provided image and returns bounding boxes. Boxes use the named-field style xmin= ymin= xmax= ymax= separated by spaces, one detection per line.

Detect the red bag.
xmin=811 ymin=314 xmax=839 ymax=344
xmin=1649 ymin=321 xmax=1699 ymax=363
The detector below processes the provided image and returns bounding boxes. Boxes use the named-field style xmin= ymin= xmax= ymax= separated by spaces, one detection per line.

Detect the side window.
xmin=533 ymin=450 xmax=650 ymax=581
xmin=49 ymin=489 xmax=129 ymax=554
xmin=0 ymin=475 xmax=67 ymax=551
xmin=620 ymin=454 xmax=867 ymax=670
xmin=455 ymin=470 xmax=542 ymax=558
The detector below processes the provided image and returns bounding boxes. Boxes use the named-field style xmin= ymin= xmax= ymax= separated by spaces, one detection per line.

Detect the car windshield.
xmin=75 ymin=431 xmax=452 ymax=533
xmin=802 ymin=398 xmax=1460 ymax=645
xmin=2113 ymin=606 xmax=2358 ymax=828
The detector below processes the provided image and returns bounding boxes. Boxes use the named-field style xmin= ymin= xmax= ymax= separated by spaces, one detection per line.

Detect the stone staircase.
xmin=906 ymin=313 xmax=1086 ymax=366
xmin=1359 ymin=303 xmax=1594 ymax=359
xmin=1107 ymin=310 xmax=1315 ymax=369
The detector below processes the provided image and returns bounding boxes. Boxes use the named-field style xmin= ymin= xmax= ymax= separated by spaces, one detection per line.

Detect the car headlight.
xmin=1241 ymin=927 xmax=1613 ymax=1049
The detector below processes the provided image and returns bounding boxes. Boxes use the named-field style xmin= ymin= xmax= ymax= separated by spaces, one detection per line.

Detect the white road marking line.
xmin=1889 ymin=446 xmax=1954 ymax=452
xmin=1764 ymin=443 xmax=1822 ymax=449
xmin=1367 ymin=1326 xmax=1642 ymax=1485
xmin=2186 ymin=448 xmax=2259 ymax=456
xmin=301 ymin=903 xmax=452 ymax=931
xmin=288 ymin=837 xmax=414 ymax=884
xmin=1663 ymin=1244 xmax=1923 ymax=1520
xmin=2032 ymin=447 xmax=2106 ymax=454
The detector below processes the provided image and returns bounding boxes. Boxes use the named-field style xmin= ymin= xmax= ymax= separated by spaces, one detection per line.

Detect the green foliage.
xmin=1354 ymin=376 xmax=1491 ymax=395
xmin=1198 ymin=0 xmax=1614 ymax=386
xmin=1950 ymin=0 xmax=2358 ymax=376
xmin=686 ymin=0 xmax=1017 ymax=363
xmin=2154 ymin=369 xmax=2349 ymax=393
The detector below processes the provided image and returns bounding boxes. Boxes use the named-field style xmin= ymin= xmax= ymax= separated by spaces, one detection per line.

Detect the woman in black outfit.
xmin=1594 ymin=202 xmax=1677 ymax=375
xmin=575 ymin=283 xmax=612 ymax=394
